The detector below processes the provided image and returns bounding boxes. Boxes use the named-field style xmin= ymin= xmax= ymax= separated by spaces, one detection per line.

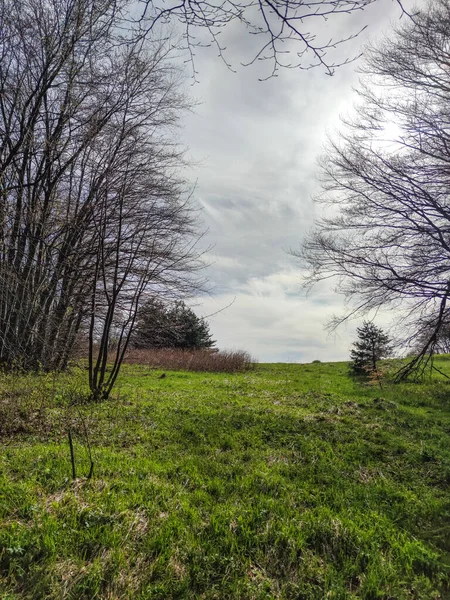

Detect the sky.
xmin=179 ymin=0 xmax=413 ymax=363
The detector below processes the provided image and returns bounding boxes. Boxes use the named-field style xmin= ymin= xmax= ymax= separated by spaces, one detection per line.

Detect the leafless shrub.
xmin=123 ymin=348 xmax=255 ymax=373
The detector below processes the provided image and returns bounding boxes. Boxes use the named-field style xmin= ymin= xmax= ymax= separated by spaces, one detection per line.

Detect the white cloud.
xmin=191 ymin=270 xmax=358 ymax=362
xmin=181 ymin=1 xmax=411 ymax=362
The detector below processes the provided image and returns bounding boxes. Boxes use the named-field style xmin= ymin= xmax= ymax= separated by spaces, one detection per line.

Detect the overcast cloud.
xmin=180 ymin=1 xmax=412 ymax=362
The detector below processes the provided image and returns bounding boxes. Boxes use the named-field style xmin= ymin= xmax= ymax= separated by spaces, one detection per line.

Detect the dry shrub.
xmin=123 ymin=348 xmax=255 ymax=373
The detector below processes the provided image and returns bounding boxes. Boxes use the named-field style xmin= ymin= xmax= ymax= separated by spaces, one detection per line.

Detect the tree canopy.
xmin=133 ymin=299 xmax=215 ymax=350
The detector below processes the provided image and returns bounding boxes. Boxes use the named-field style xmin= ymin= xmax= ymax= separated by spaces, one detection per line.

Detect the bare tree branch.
xmin=135 ymin=0 xmax=411 ymax=77
xmin=295 ymin=0 xmax=450 ymax=379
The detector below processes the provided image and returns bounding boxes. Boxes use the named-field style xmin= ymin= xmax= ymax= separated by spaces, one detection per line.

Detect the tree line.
xmin=0 ymin=0 xmax=205 ymax=400
xmin=0 ymin=0 xmax=405 ymax=399
xmin=0 ymin=0 xmax=444 ymax=398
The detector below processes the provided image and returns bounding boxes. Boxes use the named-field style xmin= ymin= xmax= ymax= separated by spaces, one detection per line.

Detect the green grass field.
xmin=1 ymin=360 xmax=450 ymax=599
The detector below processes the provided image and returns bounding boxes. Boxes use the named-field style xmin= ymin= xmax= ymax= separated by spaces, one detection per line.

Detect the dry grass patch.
xmin=123 ymin=348 xmax=255 ymax=373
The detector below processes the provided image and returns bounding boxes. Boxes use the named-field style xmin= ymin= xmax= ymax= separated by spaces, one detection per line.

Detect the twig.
xmin=68 ymin=429 xmax=77 ymax=480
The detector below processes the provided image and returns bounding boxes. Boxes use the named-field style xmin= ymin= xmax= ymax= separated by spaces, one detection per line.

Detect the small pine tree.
xmin=350 ymin=321 xmax=392 ymax=376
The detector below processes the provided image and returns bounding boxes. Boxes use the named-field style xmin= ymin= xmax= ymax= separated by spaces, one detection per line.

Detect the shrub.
xmin=123 ymin=348 xmax=255 ymax=373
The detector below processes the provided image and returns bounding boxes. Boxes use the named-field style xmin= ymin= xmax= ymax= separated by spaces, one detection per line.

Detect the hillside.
xmin=1 ymin=361 xmax=450 ymax=599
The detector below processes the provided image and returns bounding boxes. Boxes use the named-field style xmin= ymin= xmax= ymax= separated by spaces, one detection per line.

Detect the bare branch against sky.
xmin=298 ymin=0 xmax=450 ymax=374
xmin=136 ymin=0 xmax=412 ymax=79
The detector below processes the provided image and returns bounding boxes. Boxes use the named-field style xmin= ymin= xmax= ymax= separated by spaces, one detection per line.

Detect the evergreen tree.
xmin=350 ymin=322 xmax=392 ymax=375
xmin=133 ymin=299 xmax=215 ymax=350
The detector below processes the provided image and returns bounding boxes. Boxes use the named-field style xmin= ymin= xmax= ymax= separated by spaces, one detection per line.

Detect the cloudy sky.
xmin=179 ymin=1 xmax=411 ymax=363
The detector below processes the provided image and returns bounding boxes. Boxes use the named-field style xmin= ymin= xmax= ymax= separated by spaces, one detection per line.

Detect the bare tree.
xmin=0 ymin=0 xmax=120 ymax=370
xmin=87 ymin=148 xmax=205 ymax=400
xmin=297 ymin=0 xmax=450 ymax=379
xmin=0 ymin=0 xmax=205 ymax=396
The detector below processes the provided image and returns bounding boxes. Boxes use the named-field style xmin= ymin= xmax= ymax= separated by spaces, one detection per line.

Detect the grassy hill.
xmin=1 ymin=360 xmax=450 ymax=599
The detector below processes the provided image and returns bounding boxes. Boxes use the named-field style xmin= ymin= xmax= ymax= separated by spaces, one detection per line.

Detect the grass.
xmin=1 ymin=359 xmax=450 ymax=599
